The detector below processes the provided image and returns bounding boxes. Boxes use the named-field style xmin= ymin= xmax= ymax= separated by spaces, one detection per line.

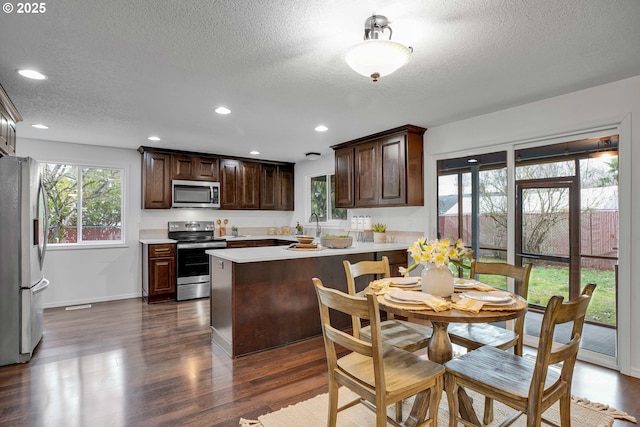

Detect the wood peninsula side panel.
xmin=210 ymin=251 xmax=410 ymax=357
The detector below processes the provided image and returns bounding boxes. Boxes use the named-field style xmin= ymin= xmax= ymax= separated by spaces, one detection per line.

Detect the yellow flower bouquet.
xmin=400 ymin=237 xmax=472 ymax=276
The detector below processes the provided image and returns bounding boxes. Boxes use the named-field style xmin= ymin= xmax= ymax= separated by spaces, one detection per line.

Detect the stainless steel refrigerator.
xmin=0 ymin=156 xmax=49 ymax=366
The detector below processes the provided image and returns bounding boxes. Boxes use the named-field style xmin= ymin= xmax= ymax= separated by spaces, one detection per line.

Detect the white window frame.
xmin=306 ymin=172 xmax=349 ymax=227
xmin=42 ymin=161 xmax=126 ymax=249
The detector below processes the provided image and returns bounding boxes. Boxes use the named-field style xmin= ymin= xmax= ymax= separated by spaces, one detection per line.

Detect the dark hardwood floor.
xmin=0 ymin=298 xmax=637 ymax=426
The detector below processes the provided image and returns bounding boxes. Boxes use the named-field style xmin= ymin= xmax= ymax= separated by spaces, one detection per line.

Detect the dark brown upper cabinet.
xmin=332 ymin=124 xmax=426 ymax=208
xmin=172 ymin=154 xmax=219 ymax=181
xmin=334 ymin=146 xmax=355 ymax=208
xmin=140 ymin=147 xmax=294 ymax=210
xmin=238 ymin=161 xmax=260 ymax=209
xmin=0 ymin=84 xmax=21 ymax=157
xmin=260 ymin=164 xmax=294 ymax=211
xmin=141 ymin=151 xmax=172 ymax=209
xmin=220 ymin=159 xmax=260 ymax=210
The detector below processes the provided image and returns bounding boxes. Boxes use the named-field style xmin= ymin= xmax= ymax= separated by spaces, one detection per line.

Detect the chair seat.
xmin=338 ymin=343 xmax=444 ymax=396
xmin=445 ymin=346 xmax=561 ymax=401
xmin=448 ymin=323 xmax=519 ymax=351
xmin=359 ymin=320 xmax=433 ymax=353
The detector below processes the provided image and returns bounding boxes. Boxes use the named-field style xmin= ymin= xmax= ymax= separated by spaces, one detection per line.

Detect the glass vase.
xmin=421 ymin=262 xmax=454 ymax=297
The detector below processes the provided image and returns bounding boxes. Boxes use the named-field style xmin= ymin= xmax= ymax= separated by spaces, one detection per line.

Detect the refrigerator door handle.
xmin=32 ymin=278 xmax=49 ymax=295
xmin=36 ymin=177 xmax=49 ymax=270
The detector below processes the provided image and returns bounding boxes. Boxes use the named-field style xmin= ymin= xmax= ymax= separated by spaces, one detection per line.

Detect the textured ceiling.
xmin=1 ymin=0 xmax=640 ymax=162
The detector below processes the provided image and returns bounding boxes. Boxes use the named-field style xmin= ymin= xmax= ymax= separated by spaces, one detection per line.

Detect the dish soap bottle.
xmin=295 ymin=222 xmax=303 ymax=235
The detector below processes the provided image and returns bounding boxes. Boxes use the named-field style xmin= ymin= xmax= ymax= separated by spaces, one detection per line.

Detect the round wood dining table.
xmin=376 ymin=292 xmax=528 ymax=427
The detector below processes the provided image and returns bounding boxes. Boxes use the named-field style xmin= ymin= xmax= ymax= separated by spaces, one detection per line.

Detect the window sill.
xmin=47 ymin=242 xmax=129 ymax=251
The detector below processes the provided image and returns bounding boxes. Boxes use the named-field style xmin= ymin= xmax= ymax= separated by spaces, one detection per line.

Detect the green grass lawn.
xmin=472 ymin=263 xmax=616 ymax=326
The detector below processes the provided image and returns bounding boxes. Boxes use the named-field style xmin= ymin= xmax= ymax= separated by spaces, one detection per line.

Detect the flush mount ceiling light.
xmin=305 ymin=152 xmax=321 ymax=160
xmin=18 ymin=69 xmax=47 ymax=80
xmin=344 ymin=15 xmax=413 ymax=82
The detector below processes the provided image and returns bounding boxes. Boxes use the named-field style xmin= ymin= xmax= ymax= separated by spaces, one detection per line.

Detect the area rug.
xmin=240 ymin=388 xmax=636 ymax=427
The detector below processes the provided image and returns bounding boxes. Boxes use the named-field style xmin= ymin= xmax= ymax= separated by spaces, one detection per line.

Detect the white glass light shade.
xmin=344 ymin=39 xmax=412 ymax=81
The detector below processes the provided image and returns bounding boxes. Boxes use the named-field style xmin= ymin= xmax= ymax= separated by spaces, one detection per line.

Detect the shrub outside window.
xmin=41 ymin=163 xmax=124 ymax=245
xmin=310 ymin=174 xmax=347 ymax=222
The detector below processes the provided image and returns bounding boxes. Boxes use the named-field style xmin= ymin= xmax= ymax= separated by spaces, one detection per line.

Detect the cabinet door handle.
xmin=155 ymin=248 xmax=171 ymax=253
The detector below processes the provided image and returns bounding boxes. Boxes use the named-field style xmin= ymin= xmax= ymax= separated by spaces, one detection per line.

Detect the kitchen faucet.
xmin=309 ymin=213 xmax=321 ymax=237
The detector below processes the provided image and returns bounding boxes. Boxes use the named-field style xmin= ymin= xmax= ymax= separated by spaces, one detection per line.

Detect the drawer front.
xmin=149 ymin=244 xmax=176 ymax=258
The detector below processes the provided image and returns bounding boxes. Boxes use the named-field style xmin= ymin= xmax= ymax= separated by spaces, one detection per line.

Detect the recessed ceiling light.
xmin=250 ymin=150 xmax=260 ymax=155
xmin=315 ymin=125 xmax=328 ymax=132
xmin=147 ymin=136 xmax=161 ymax=141
xmin=32 ymin=124 xmax=49 ymax=129
xmin=215 ymin=107 xmax=231 ymax=115
xmin=467 ymin=158 xmax=479 ymax=163
xmin=18 ymin=69 xmax=47 ymax=80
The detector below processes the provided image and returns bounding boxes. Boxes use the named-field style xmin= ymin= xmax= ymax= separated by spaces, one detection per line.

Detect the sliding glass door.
xmin=437 ymin=137 xmax=619 ymax=364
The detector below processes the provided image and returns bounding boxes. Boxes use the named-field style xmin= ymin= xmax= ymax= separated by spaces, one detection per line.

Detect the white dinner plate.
xmin=386 ymin=290 xmax=433 ymax=303
xmin=386 ymin=277 xmax=420 ymax=287
xmin=453 ymin=279 xmax=481 ymax=289
xmin=460 ymin=291 xmax=513 ymax=303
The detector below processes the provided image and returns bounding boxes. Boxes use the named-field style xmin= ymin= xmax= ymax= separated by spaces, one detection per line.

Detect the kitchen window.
xmin=41 ymin=163 xmax=124 ymax=245
xmin=310 ymin=174 xmax=347 ymax=223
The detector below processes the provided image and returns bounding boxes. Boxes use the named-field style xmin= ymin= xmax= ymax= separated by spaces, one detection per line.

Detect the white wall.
xmin=422 ymin=75 xmax=640 ymax=377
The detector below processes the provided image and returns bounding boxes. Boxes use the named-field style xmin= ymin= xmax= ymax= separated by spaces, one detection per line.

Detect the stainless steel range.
xmin=168 ymin=221 xmax=227 ymax=301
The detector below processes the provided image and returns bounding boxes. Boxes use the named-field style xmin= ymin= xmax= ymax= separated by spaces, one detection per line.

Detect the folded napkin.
xmin=454 ymin=279 xmax=495 ymax=292
xmin=421 ymin=295 xmax=451 ymax=312
xmin=452 ymin=297 xmax=485 ymax=314
xmin=369 ymin=279 xmax=392 ymax=294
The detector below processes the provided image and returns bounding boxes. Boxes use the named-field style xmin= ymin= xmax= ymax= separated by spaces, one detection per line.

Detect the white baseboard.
xmin=44 ymin=293 xmax=141 ymax=309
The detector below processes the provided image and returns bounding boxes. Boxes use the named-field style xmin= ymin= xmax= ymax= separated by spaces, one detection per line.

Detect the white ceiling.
xmin=2 ymin=0 xmax=640 ymax=163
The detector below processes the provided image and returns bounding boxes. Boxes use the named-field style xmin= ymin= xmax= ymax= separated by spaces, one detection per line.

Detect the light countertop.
xmin=139 ymin=235 xmax=297 ymax=245
xmin=206 ymin=242 xmax=410 ymax=263
xmin=139 ymin=239 xmax=177 ymax=245
xmin=223 ymin=234 xmax=297 ymax=242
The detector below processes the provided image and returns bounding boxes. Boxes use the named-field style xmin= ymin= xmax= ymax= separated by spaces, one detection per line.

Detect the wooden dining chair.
xmin=444 ymin=283 xmax=596 ymax=427
xmin=343 ymin=257 xmax=433 ymax=352
xmin=344 ymin=257 xmax=435 ymax=421
xmin=447 ymin=260 xmax=532 ymax=423
xmin=313 ymin=278 xmax=445 ymax=427
xmin=448 ymin=260 xmax=533 ymax=356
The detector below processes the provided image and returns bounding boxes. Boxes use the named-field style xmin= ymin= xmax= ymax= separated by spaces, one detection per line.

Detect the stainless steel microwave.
xmin=172 ymin=180 xmax=220 ymax=208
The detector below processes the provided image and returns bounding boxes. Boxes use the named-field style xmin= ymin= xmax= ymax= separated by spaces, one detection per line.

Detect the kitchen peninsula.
xmin=206 ymin=242 xmax=410 ymax=357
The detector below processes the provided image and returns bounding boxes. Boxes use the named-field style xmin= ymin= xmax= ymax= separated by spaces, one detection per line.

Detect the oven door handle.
xmin=177 ymin=242 xmax=227 ymax=250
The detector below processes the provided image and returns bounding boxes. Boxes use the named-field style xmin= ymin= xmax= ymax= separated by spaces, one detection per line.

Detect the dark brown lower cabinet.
xmin=142 ymin=243 xmax=176 ymax=303
xmin=376 ymin=250 xmax=409 ymax=277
